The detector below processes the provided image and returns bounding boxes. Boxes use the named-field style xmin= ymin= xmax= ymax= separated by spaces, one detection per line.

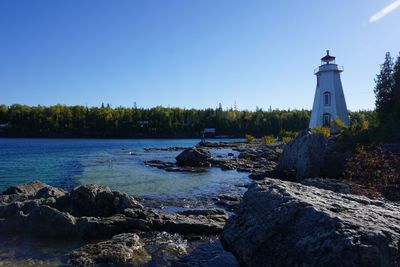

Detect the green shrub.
xmin=311 ymin=127 xmax=330 ymax=137
xmin=261 ymin=135 xmax=275 ymax=144
xmin=333 ymin=117 xmax=347 ymax=133
xmin=281 ymin=136 xmax=293 ymax=144
xmin=245 ymin=134 xmax=254 ymax=144
xmin=279 ymin=130 xmax=298 ymax=139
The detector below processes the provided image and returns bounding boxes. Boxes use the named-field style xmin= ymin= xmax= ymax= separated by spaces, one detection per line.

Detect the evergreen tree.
xmin=391 ymin=53 xmax=400 ymax=140
xmin=374 ymin=52 xmax=394 ymax=125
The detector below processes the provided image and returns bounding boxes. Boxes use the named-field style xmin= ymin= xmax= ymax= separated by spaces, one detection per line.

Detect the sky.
xmin=0 ymin=0 xmax=399 ymax=111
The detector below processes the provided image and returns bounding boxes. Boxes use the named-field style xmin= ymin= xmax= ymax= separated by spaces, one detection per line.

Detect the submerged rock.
xmin=277 ymin=129 xmax=328 ymax=180
xmin=176 ymin=147 xmax=211 ymax=167
xmin=144 ymin=146 xmax=190 ymax=151
xmin=221 ymin=178 xmax=400 ymax=267
xmin=144 ymin=159 xmax=207 ymax=173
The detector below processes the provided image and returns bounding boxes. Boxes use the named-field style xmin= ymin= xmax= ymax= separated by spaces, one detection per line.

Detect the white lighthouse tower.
xmin=309 ymin=50 xmax=349 ymax=132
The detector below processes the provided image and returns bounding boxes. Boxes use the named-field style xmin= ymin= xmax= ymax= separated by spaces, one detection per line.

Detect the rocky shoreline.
xmin=0 ymin=181 xmax=237 ymax=266
xmin=1 ymin=133 xmax=399 ymax=266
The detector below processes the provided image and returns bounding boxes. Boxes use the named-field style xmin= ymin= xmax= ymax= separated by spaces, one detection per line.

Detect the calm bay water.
xmin=0 ymin=138 xmax=250 ymax=265
xmin=0 ymin=138 xmax=249 ymax=198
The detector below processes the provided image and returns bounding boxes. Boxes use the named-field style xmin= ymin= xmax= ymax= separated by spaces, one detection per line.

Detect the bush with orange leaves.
xmin=344 ymin=144 xmax=400 ymax=199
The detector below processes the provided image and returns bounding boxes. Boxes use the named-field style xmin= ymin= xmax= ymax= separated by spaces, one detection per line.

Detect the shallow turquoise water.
xmin=0 ymin=138 xmax=249 ymax=197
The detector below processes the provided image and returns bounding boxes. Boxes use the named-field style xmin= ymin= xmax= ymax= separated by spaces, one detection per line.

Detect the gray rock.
xmin=70 ymin=233 xmax=150 ymax=266
xmin=0 ymin=205 xmax=78 ymax=238
xmin=69 ymin=184 xmax=143 ymax=217
xmin=221 ymin=178 xmax=400 ymax=267
xmin=175 ymin=240 xmax=238 ymax=267
xmin=1 ymin=180 xmax=49 ymax=196
xmin=35 ymin=186 xmax=66 ymax=199
xmin=277 ymin=129 xmax=328 ymax=180
xmin=0 ymin=197 xmax=56 ymax=219
xmin=140 ymin=231 xmax=188 ymax=264
xmin=301 ymin=177 xmax=352 ymax=194
xmin=160 ymin=209 xmax=228 ymax=235
xmin=238 ymin=144 xmax=282 ymax=162
xmin=321 ymin=136 xmax=352 ymax=178
xmin=176 ymin=147 xmax=211 ymax=167
xmin=0 ymin=181 xmax=66 ymax=204
xmin=76 ymin=214 xmax=132 ymax=240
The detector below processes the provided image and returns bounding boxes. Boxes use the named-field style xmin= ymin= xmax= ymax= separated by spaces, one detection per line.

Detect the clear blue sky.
xmin=1 ymin=0 xmax=399 ymax=111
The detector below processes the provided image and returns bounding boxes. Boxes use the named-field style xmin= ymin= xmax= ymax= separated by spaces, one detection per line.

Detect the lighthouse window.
xmin=323 ymin=113 xmax=331 ymax=127
xmin=323 ymin=92 xmax=331 ymax=106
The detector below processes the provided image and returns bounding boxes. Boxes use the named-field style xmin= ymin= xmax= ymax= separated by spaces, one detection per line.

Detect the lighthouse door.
xmin=323 ymin=113 xmax=331 ymax=127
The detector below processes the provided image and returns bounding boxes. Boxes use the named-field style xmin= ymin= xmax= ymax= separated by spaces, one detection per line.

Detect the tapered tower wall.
xmin=309 ymin=53 xmax=349 ymax=132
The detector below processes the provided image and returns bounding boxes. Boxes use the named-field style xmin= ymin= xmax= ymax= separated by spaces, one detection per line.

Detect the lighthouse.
xmin=309 ymin=50 xmax=349 ymax=132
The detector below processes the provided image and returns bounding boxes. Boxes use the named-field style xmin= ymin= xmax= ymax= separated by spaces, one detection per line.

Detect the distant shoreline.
xmin=0 ymin=135 xmax=242 ymax=140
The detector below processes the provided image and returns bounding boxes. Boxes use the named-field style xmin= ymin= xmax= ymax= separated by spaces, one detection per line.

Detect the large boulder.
xmin=69 ymin=184 xmax=143 ymax=217
xmin=176 ymin=147 xmax=211 ymax=167
xmin=221 ymin=178 xmax=400 ymax=267
xmin=320 ymin=136 xmax=353 ymax=178
xmin=277 ymin=129 xmax=328 ymax=180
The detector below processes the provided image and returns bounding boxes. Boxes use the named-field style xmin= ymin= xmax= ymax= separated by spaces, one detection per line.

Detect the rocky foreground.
xmin=221 ymin=178 xmax=400 ymax=267
xmin=0 ymin=181 xmax=237 ymax=266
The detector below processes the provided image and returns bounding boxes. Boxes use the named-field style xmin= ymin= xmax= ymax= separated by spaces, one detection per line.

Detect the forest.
xmin=0 ymin=103 xmax=374 ymax=138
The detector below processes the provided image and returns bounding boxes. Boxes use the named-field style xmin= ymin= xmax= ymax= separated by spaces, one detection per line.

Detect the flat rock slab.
xmin=221 ymin=178 xmax=400 ymax=267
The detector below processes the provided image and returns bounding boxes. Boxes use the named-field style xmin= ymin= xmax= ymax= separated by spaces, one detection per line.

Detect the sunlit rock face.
xmin=221 ymin=178 xmax=400 ymax=267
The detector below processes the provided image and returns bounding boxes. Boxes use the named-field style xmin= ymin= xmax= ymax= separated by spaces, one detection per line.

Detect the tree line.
xmin=0 ymin=104 xmax=311 ymax=138
xmin=0 ymin=103 xmax=374 ymax=138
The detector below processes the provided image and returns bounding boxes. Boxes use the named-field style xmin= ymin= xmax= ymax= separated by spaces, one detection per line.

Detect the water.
xmin=0 ymin=138 xmax=249 ymax=198
xmin=0 ymin=138 xmax=249 ymax=266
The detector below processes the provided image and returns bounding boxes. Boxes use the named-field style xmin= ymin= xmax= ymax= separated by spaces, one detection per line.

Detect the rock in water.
xmin=1 ymin=180 xmax=66 ymax=203
xmin=176 ymin=147 xmax=211 ymax=167
xmin=221 ymin=178 xmax=400 ymax=267
xmin=70 ymin=233 xmax=151 ymax=266
xmin=69 ymin=184 xmax=143 ymax=217
xmin=277 ymin=129 xmax=328 ymax=180
xmin=1 ymin=180 xmax=50 ymax=196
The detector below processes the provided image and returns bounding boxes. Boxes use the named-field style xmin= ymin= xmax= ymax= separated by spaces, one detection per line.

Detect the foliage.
xmin=281 ymin=137 xmax=293 ymax=144
xmin=0 ymin=104 xmax=314 ymax=138
xmin=0 ymin=104 xmax=377 ymax=139
xmin=279 ymin=130 xmax=298 ymax=139
xmin=332 ymin=117 xmax=347 ymax=133
xmin=245 ymin=134 xmax=255 ymax=144
xmin=344 ymin=145 xmax=399 ymax=196
xmin=311 ymin=127 xmax=330 ymax=137
xmin=373 ymin=52 xmax=400 ymax=141
xmin=261 ymin=135 xmax=275 ymax=144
